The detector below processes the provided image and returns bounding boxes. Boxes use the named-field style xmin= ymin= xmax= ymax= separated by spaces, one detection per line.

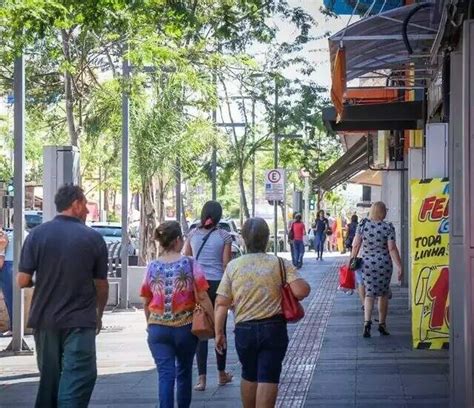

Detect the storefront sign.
xmin=410 ymin=178 xmax=449 ymax=349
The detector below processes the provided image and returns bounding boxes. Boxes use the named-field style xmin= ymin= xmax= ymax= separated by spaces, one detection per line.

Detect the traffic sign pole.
xmin=273 ymin=79 xmax=278 ymax=255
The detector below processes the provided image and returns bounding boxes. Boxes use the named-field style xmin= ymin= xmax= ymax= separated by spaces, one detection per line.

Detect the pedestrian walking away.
xmin=312 ymin=210 xmax=329 ymax=261
xmin=0 ymin=227 xmax=11 ymax=337
xmin=289 ymin=213 xmax=306 ymax=268
xmin=215 ymin=217 xmax=311 ymax=408
xmin=183 ymin=200 xmax=233 ymax=391
xmin=345 ymin=215 xmax=364 ymax=308
xmin=17 ymin=184 xmax=109 ymax=408
xmin=326 ymin=212 xmax=336 ymax=252
xmin=287 ymin=213 xmax=297 ymax=266
xmin=142 ymin=221 xmax=211 ymax=408
xmin=350 ymin=201 xmax=404 ymax=338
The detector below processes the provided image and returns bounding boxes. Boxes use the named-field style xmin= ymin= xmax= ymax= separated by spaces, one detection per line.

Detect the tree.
xmin=0 ymin=0 xmax=131 ymax=146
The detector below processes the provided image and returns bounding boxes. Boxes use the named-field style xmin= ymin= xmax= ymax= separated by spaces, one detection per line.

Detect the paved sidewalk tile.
xmin=305 ymin=267 xmax=449 ymax=407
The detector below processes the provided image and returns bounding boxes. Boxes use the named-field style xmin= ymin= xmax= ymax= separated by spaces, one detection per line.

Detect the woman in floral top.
xmin=141 ymin=221 xmax=209 ymax=408
xmin=215 ymin=217 xmax=311 ymax=408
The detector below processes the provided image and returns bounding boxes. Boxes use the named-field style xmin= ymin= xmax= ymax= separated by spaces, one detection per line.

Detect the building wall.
xmin=381 ymin=171 xmax=404 ymax=284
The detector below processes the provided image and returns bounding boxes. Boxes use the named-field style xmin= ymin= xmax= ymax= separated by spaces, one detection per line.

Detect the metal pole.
xmin=98 ymin=166 xmax=102 ymax=221
xmin=273 ymin=78 xmax=278 ymax=256
xmin=211 ymin=69 xmax=217 ymax=201
xmin=8 ymin=54 xmax=30 ymax=353
xmin=304 ymin=177 xmax=310 ymax=228
xmin=251 ymin=99 xmax=256 ymax=217
xmin=176 ymin=160 xmax=181 ymax=224
xmin=304 ymin=128 xmax=310 ymax=229
xmin=211 ymin=148 xmax=217 ymax=201
xmin=119 ymin=49 xmax=130 ymax=309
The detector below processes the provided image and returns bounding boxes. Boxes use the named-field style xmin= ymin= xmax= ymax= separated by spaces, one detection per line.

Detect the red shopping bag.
xmin=339 ymin=265 xmax=355 ymax=290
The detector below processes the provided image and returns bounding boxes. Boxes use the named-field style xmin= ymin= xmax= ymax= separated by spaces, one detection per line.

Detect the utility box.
xmin=292 ymin=191 xmax=303 ymax=215
xmin=43 ymin=146 xmax=80 ymax=222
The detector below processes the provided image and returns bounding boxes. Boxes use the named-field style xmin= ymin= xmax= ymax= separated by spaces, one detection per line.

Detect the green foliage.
xmin=0 ymin=0 xmax=341 ymax=233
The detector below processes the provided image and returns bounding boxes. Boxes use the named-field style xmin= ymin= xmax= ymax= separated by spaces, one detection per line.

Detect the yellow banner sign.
xmin=410 ymin=178 xmax=449 ymax=349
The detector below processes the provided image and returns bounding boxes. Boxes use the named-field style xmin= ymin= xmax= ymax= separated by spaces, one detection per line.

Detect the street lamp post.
xmin=119 ymin=49 xmax=130 ymax=309
xmin=6 ymin=54 xmax=31 ymax=354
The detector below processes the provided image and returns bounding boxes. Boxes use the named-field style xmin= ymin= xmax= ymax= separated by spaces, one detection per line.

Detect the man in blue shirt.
xmin=17 ymin=185 xmax=109 ymax=408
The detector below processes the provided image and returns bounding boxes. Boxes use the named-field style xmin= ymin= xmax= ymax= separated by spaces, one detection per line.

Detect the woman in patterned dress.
xmin=350 ymin=202 xmax=403 ymax=338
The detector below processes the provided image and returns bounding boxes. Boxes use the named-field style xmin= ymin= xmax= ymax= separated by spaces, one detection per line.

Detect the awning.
xmin=349 ymin=170 xmax=382 ymax=186
xmin=323 ymin=100 xmax=423 ymax=132
xmin=314 ymin=137 xmax=368 ymax=191
xmin=329 ymin=3 xmax=441 ymax=83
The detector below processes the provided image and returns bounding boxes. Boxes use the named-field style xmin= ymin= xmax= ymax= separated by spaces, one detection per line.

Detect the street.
xmin=0 ymin=252 xmax=448 ymax=407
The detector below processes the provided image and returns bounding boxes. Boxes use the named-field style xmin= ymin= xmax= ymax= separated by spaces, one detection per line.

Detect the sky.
xmin=278 ymin=0 xmax=354 ymax=87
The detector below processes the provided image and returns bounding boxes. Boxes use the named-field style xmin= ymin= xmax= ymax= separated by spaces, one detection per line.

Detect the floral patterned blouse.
xmin=217 ymin=253 xmax=300 ymax=324
xmin=140 ymin=256 xmax=209 ymax=327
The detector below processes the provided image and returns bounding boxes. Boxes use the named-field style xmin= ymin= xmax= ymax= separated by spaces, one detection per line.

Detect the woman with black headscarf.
xmin=183 ymin=201 xmax=233 ymax=390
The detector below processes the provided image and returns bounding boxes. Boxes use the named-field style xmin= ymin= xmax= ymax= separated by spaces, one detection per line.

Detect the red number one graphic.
xmin=428 ymin=267 xmax=449 ymax=329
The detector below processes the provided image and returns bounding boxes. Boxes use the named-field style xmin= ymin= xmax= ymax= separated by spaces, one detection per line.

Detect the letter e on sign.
xmin=268 ymin=170 xmax=281 ymax=184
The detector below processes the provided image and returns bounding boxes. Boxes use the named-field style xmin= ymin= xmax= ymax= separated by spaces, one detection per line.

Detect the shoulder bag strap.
xmin=278 ymin=256 xmax=287 ymax=285
xmin=195 ymin=227 xmax=217 ymax=261
xmin=189 ymin=257 xmax=201 ymax=304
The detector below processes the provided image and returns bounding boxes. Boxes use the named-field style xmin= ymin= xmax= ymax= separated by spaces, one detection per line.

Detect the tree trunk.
xmin=181 ymin=193 xmax=188 ymax=233
xmin=112 ymin=190 xmax=117 ymax=218
xmin=156 ymin=177 xmax=166 ymax=223
xmin=61 ymin=29 xmax=79 ymax=147
xmin=280 ymin=202 xmax=288 ymax=251
xmin=104 ymin=188 xmax=109 ymax=214
xmin=317 ymin=190 xmax=325 ymax=212
xmin=238 ymin=166 xmax=250 ymax=220
xmin=139 ymin=178 xmax=157 ymax=265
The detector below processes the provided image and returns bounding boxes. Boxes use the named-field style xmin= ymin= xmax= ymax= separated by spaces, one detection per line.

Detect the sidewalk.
xmin=0 ymin=252 xmax=448 ymax=407
xmin=304 ymin=272 xmax=449 ymax=407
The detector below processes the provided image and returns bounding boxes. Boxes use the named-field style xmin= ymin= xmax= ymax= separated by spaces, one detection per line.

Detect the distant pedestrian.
xmin=215 ymin=217 xmax=310 ymax=408
xmin=17 ymin=185 xmax=109 ymax=408
xmin=0 ymin=217 xmax=28 ymax=337
xmin=183 ymin=201 xmax=233 ymax=391
xmin=289 ymin=213 xmax=306 ymax=268
xmin=288 ymin=213 xmax=297 ymax=266
xmin=345 ymin=215 xmax=364 ymax=307
xmin=0 ymin=228 xmax=9 ymax=336
xmin=142 ymin=221 xmax=211 ymax=408
xmin=312 ymin=210 xmax=329 ymax=261
xmin=345 ymin=214 xmax=358 ymax=251
xmin=350 ymin=202 xmax=403 ymax=338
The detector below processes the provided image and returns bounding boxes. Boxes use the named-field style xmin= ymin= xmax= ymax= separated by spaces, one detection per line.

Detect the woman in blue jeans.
xmin=312 ymin=210 xmax=329 ymax=261
xmin=141 ymin=221 xmax=211 ymax=408
xmin=215 ymin=218 xmax=310 ymax=407
xmin=183 ymin=201 xmax=233 ymax=391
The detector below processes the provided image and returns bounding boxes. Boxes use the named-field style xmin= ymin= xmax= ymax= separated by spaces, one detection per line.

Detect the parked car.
xmin=24 ymin=210 xmax=42 ymax=230
xmin=90 ymin=222 xmax=137 ymax=256
xmin=188 ymin=218 xmax=243 ymax=258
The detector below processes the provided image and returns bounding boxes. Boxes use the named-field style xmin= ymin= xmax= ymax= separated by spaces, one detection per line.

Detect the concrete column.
xmin=407 ymin=148 xmax=424 ymax=307
xmin=381 ymin=171 xmax=403 ymax=284
xmin=449 ymin=22 xmax=474 ymax=408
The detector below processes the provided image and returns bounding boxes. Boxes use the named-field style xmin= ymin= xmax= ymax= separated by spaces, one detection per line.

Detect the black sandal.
xmin=378 ymin=323 xmax=390 ymax=336
xmin=363 ymin=321 xmax=372 ymax=338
